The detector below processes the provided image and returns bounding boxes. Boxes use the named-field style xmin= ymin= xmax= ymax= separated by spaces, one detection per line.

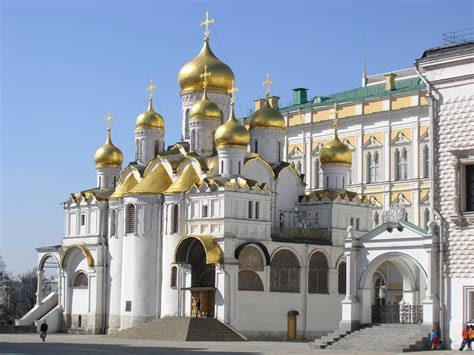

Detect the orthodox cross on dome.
xmin=105 ymin=108 xmax=114 ymax=130
xmin=332 ymin=103 xmax=339 ymax=134
xmin=147 ymin=78 xmax=157 ymax=100
xmin=200 ymin=10 xmax=215 ymax=40
xmin=228 ymin=80 xmax=238 ymax=105
xmin=200 ymin=65 xmax=212 ymax=89
xmin=263 ymin=72 xmax=273 ymax=98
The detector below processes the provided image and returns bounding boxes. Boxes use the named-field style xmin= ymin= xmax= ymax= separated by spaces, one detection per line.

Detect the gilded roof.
xmin=189 ymin=90 xmax=222 ymax=121
xmin=135 ymin=98 xmax=165 ymax=130
xmin=94 ymin=129 xmax=124 ymax=168
xmin=301 ymin=189 xmax=371 ymax=205
xmin=110 ymin=174 xmax=140 ymax=199
xmin=249 ymin=98 xmax=285 ymax=130
xmin=164 ymin=164 xmax=202 ymax=194
xmin=126 ymin=164 xmax=172 ymax=195
xmin=214 ymin=104 xmax=250 ymax=148
xmin=319 ymin=134 xmax=352 ymax=166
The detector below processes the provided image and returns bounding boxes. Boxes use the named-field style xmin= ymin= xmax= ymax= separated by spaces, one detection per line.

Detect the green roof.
xmin=277 ymin=77 xmax=426 ymax=114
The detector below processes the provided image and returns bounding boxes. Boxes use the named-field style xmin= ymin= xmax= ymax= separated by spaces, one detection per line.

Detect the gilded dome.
xmin=94 ymin=129 xmax=124 ymax=168
xmin=135 ymin=98 xmax=165 ymax=130
xmin=214 ymin=104 xmax=250 ymax=148
xmin=319 ymin=134 xmax=352 ymax=166
xmin=249 ymin=98 xmax=285 ymax=130
xmin=178 ymin=39 xmax=234 ymax=95
xmin=189 ymin=90 xmax=222 ymax=121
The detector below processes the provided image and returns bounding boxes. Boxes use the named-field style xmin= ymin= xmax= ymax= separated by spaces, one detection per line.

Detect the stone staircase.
xmin=310 ymin=324 xmax=430 ymax=352
xmin=110 ymin=317 xmax=246 ymax=341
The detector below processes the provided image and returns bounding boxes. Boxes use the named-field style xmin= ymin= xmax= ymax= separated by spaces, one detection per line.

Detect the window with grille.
xmin=338 ymin=262 xmax=347 ymax=294
xmin=170 ymin=266 xmax=177 ymax=288
xmin=110 ymin=209 xmax=116 ymax=236
xmin=202 ymin=205 xmax=208 ymax=218
xmin=80 ymin=213 xmax=86 ymax=226
xmin=238 ymin=270 xmax=264 ymax=291
xmin=172 ymin=204 xmax=179 ymax=234
xmin=126 ymin=204 xmax=135 ymax=234
xmin=270 ymin=250 xmax=300 ymax=293
xmin=308 ymin=252 xmax=328 ymax=294
xmin=248 ymin=201 xmax=253 ymax=219
xmin=73 ymin=272 xmax=88 ymax=287
xmin=255 ymin=201 xmax=260 ymax=220
xmin=466 ymin=165 xmax=474 ymax=212
xmin=125 ymin=301 xmax=132 ymax=312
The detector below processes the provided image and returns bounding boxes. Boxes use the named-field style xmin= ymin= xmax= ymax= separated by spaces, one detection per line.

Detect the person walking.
xmin=39 ymin=320 xmax=48 ymax=342
xmin=195 ymin=297 xmax=202 ymax=318
xmin=459 ymin=325 xmax=470 ymax=351
xmin=469 ymin=325 xmax=474 ymax=351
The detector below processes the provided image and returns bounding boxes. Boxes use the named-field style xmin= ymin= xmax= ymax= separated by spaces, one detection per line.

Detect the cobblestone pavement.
xmin=0 ymin=334 xmax=460 ymax=355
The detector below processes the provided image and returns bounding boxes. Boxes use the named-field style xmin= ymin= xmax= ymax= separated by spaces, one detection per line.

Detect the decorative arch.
xmin=71 ymin=271 xmax=88 ymax=287
xmin=38 ymin=253 xmax=60 ymax=272
xmin=358 ymin=252 xmax=427 ymax=292
xmin=235 ymin=242 xmax=271 ymax=265
xmin=308 ymin=251 xmax=329 ymax=294
xmin=238 ymin=270 xmax=264 ymax=291
xmin=308 ymin=248 xmax=332 ymax=267
xmin=271 ymin=246 xmax=303 ymax=267
xmin=174 ymin=236 xmax=222 ymax=265
xmin=60 ymin=245 xmax=94 ymax=268
xmin=244 ymin=155 xmax=276 ymax=179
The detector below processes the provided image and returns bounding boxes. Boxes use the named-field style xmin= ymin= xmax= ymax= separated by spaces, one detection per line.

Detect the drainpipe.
xmin=415 ymin=64 xmax=444 ymax=340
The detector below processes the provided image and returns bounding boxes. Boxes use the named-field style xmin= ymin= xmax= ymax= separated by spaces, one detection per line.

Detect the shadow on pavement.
xmin=0 ymin=342 xmax=260 ymax=355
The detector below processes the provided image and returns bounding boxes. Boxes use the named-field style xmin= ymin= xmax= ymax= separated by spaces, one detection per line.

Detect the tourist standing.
xmin=196 ymin=297 xmax=202 ymax=318
xmin=459 ymin=325 xmax=470 ymax=351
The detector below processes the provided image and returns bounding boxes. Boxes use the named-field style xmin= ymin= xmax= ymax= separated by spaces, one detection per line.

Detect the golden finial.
xmin=200 ymin=10 xmax=215 ymax=40
xmin=147 ymin=78 xmax=157 ymax=100
xmin=333 ymin=103 xmax=339 ymax=136
xmin=200 ymin=65 xmax=212 ymax=90
xmin=227 ymin=80 xmax=238 ymax=105
xmin=105 ymin=108 xmax=114 ymax=130
xmin=263 ymin=72 xmax=273 ymax=98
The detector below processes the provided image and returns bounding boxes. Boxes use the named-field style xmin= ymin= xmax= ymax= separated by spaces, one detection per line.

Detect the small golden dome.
xmin=94 ymin=129 xmax=124 ymax=168
xmin=249 ymin=98 xmax=285 ymax=129
xmin=178 ymin=39 xmax=234 ymax=95
xmin=189 ymin=90 xmax=222 ymax=121
xmin=214 ymin=104 xmax=250 ymax=148
xmin=319 ymin=134 xmax=352 ymax=166
xmin=135 ymin=98 xmax=165 ymax=130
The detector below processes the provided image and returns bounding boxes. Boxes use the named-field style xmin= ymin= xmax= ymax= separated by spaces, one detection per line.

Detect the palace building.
xmin=15 ymin=13 xmax=474 ymax=350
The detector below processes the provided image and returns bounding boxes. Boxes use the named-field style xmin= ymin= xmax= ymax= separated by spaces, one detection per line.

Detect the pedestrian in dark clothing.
xmin=40 ymin=320 xmax=48 ymax=342
xmin=195 ymin=297 xmax=202 ymax=318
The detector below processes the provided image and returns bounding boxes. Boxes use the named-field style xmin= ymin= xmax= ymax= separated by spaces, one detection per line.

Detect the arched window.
xmin=338 ymin=261 xmax=346 ymax=294
xmin=278 ymin=141 xmax=281 ymax=161
xmin=374 ymin=211 xmax=380 ymax=227
xmin=172 ymin=204 xmax=179 ymax=234
xmin=73 ymin=272 xmax=88 ymax=287
xmin=238 ymin=270 xmax=264 ymax=291
xmin=126 ymin=204 xmax=135 ymax=234
xmin=170 ymin=266 xmax=177 ymax=288
xmin=110 ymin=209 xmax=116 ymax=236
xmin=367 ymin=152 xmax=372 ymax=183
xmin=255 ymin=140 xmax=258 ymax=153
xmin=279 ymin=211 xmax=285 ymax=228
xmin=396 ymin=148 xmax=408 ymax=180
xmin=424 ymin=208 xmax=430 ymax=230
xmin=135 ymin=139 xmax=140 ymax=160
xmin=220 ymin=160 xmax=224 ymax=174
xmin=184 ymin=109 xmax=190 ymax=139
xmin=154 ymin=140 xmax=160 ymax=157
xmin=368 ymin=152 xmax=380 ymax=183
xmin=238 ymin=161 xmax=241 ymax=174
xmin=422 ymin=145 xmax=430 ymax=178
xmin=270 ymin=250 xmax=300 ymax=293
xmin=308 ymin=251 xmax=328 ymax=294
xmin=314 ymin=159 xmax=322 ymax=189
xmin=191 ymin=130 xmax=196 ymax=151
xmin=239 ymin=246 xmax=264 ymax=271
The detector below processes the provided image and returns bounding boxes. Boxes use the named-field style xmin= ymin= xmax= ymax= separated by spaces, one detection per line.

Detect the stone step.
xmin=109 ymin=317 xmax=245 ymax=341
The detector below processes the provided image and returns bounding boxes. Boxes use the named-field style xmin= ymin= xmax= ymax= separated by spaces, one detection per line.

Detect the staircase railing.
xmin=371 ymin=303 xmax=423 ymax=324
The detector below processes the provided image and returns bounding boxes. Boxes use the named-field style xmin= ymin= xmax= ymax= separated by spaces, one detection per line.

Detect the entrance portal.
xmin=174 ymin=236 xmax=223 ymax=318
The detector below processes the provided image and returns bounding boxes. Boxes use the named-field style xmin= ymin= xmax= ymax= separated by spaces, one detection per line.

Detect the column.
xmin=340 ymin=226 xmax=361 ymax=331
xmin=36 ymin=269 xmax=44 ymax=305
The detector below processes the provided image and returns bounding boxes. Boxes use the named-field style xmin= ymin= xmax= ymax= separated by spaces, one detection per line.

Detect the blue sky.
xmin=1 ymin=0 xmax=472 ymax=274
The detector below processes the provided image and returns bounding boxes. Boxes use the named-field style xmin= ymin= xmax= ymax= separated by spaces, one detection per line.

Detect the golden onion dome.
xmin=249 ymin=98 xmax=285 ymax=130
xmin=178 ymin=39 xmax=234 ymax=95
xmin=94 ymin=129 xmax=124 ymax=168
xmin=319 ymin=134 xmax=352 ymax=166
xmin=135 ymin=98 xmax=165 ymax=130
xmin=189 ymin=90 xmax=222 ymax=121
xmin=214 ymin=104 xmax=250 ymax=148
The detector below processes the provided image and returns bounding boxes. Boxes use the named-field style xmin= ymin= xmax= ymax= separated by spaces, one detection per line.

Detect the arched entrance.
xmin=37 ymin=253 xmax=60 ymax=305
xmin=359 ymin=253 xmax=426 ymax=324
xmin=174 ymin=236 xmax=222 ymax=318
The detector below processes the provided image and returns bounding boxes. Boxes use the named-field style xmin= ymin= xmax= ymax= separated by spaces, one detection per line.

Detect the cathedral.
xmin=17 ymin=13 xmax=474 ymax=349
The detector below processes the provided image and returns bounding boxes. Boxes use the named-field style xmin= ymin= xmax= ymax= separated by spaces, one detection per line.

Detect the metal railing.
xmin=371 ymin=303 xmax=423 ymax=324
xmin=442 ymin=28 xmax=474 ymax=45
